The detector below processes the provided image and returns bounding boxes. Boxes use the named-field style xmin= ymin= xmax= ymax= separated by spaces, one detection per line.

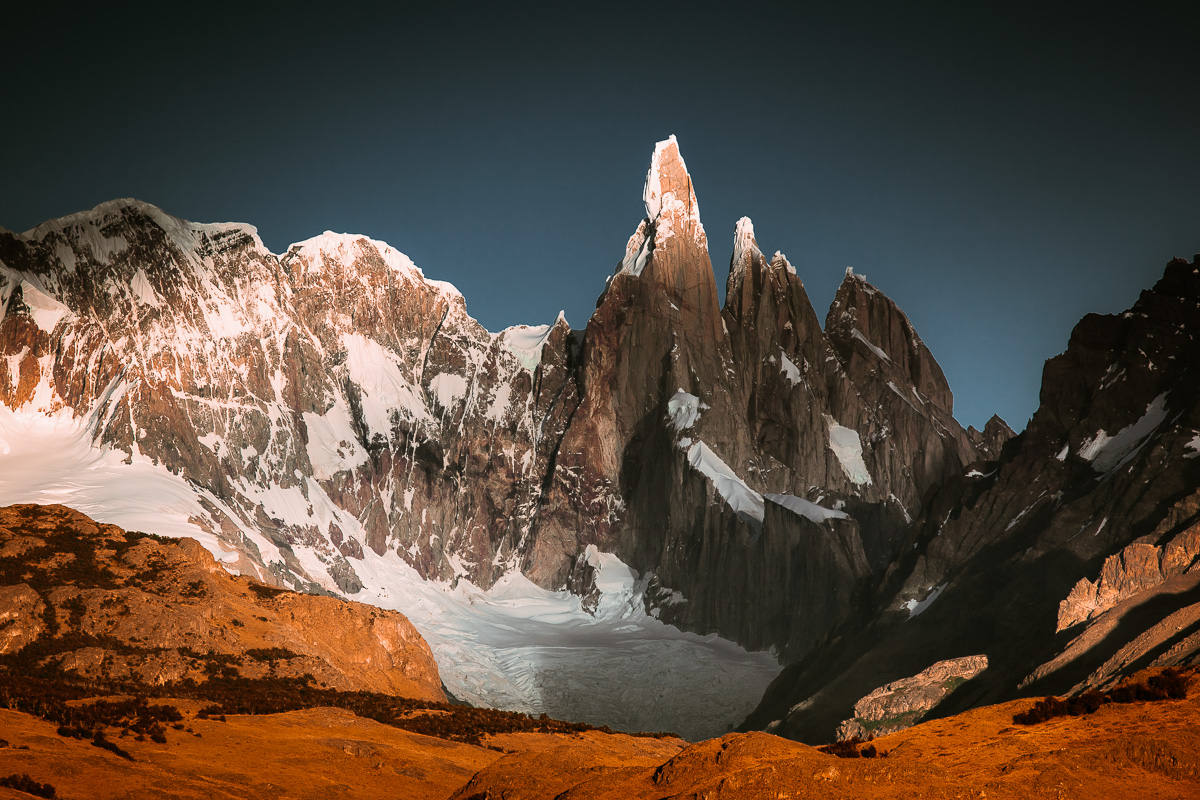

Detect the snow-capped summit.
xmin=16 ymin=198 xmax=270 ymax=265
xmin=283 ymin=231 xmax=463 ymax=301
xmin=730 ymin=216 xmax=764 ymax=278
xmin=642 ymin=134 xmax=706 ymax=251
xmin=643 ymin=134 xmax=681 ymax=220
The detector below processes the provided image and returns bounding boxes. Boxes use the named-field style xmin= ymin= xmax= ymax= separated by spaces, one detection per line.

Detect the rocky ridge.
xmin=744 ymin=256 xmax=1200 ymax=742
xmin=0 ymin=503 xmax=444 ymax=700
xmin=1057 ymin=514 xmax=1200 ymax=631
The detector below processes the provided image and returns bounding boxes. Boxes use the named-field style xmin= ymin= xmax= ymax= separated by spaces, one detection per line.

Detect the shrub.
xmin=180 ymin=581 xmax=207 ymax=598
xmin=0 ymin=774 xmax=56 ymax=798
xmin=244 ymin=647 xmax=300 ymax=662
xmin=1015 ymin=668 xmax=1192 ymax=725
xmin=91 ymin=729 xmax=134 ymax=761
xmin=819 ymin=736 xmax=864 ymax=758
xmin=249 ymin=583 xmax=286 ymax=599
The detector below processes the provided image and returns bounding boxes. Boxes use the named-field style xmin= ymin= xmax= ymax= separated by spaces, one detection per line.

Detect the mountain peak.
xmin=284 ymin=231 xmax=463 ymax=300
xmin=731 ymin=217 xmax=762 ymax=273
xmin=643 ymin=135 xmax=681 ymax=220
xmin=827 ymin=272 xmax=955 ymax=414
xmin=641 ymin=135 xmax=705 ymax=251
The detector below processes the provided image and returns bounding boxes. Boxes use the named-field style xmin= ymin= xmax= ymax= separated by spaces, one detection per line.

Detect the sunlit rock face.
xmin=0 ymin=200 xmax=580 ymax=598
xmin=0 ymin=137 xmax=992 ymax=668
xmin=0 ymin=503 xmax=445 ymax=701
xmin=835 ymin=655 xmax=989 ymax=741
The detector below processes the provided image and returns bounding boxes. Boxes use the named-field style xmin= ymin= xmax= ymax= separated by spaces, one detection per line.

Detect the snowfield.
xmin=0 ymin=405 xmax=780 ymax=741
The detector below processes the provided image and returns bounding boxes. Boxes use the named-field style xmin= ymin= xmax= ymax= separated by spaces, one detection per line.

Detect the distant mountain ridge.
xmin=6 ymin=137 xmax=1194 ymax=742
xmin=0 ymin=137 xmax=994 ymax=668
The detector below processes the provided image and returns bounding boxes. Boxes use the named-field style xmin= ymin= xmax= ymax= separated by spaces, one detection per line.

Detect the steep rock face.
xmin=824 ymin=270 xmax=982 ymax=518
xmin=526 ymin=135 xmax=736 ymax=588
xmin=0 ymin=583 xmax=45 ymax=654
xmin=967 ymin=415 xmax=1016 ymax=460
xmin=1057 ymin=521 xmax=1200 ymax=631
xmin=744 ymin=256 xmax=1200 ymax=743
xmin=529 ymin=143 xmax=985 ymax=660
xmin=721 ymin=220 xmax=865 ymax=504
xmin=0 ymin=202 xmax=578 ymax=596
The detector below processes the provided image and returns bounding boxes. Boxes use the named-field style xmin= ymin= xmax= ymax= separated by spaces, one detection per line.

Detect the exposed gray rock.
xmin=835 ymin=655 xmax=988 ymax=741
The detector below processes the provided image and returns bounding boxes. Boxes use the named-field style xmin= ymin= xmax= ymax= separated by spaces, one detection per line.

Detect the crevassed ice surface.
xmin=0 ymin=405 xmax=780 ymax=741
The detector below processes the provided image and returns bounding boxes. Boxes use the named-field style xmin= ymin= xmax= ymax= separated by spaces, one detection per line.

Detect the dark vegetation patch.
xmin=0 ymin=773 xmax=57 ymax=798
xmin=818 ymin=735 xmax=882 ymax=758
xmin=164 ymin=674 xmax=676 ymax=745
xmin=0 ymin=508 xmax=678 ymax=748
xmin=243 ymin=647 xmax=300 ymax=663
xmin=248 ymin=583 xmax=286 ymax=600
xmin=179 ymin=580 xmax=207 ymax=598
xmin=1014 ymin=668 xmax=1193 ymax=725
xmin=0 ymin=667 xmax=675 ymax=748
xmin=0 ymin=508 xmax=181 ymax=597
xmin=856 ymin=709 xmax=921 ymax=734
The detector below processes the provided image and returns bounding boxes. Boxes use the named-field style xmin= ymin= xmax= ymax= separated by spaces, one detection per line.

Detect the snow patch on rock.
xmin=486 ymin=383 xmax=512 ymax=423
xmin=765 ymin=493 xmax=850 ymax=524
xmin=500 ymin=323 xmax=554 ymax=372
xmin=780 ymin=352 xmax=802 ymax=386
xmin=342 ymin=332 xmax=431 ymax=437
xmin=1185 ymin=433 xmax=1200 ymax=459
xmin=851 ymin=328 xmax=890 ymax=362
xmin=303 ymin=399 xmax=369 ymax=479
xmin=903 ymin=583 xmax=947 ymax=618
xmin=731 ymin=217 xmax=761 ymax=271
xmin=17 ymin=279 xmax=70 ymax=333
xmin=685 ymin=441 xmax=765 ymax=524
xmin=130 ymin=269 xmax=160 ymax=308
xmin=618 ymin=220 xmax=652 ymax=277
xmin=826 ymin=417 xmax=873 ymax=486
xmin=429 ymin=373 xmax=469 ymax=411
xmin=667 ymin=389 xmax=705 ymax=431
xmin=1078 ymin=393 xmax=1168 ymax=473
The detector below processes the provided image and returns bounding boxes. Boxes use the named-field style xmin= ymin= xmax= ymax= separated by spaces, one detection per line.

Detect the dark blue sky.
xmin=4 ymin=2 xmax=1198 ymax=431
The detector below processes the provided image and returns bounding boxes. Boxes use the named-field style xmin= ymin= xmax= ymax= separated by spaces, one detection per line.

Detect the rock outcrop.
xmin=0 ymin=503 xmax=444 ymax=701
xmin=1058 ymin=520 xmax=1200 ymax=631
xmin=835 ymin=655 xmax=988 ymax=741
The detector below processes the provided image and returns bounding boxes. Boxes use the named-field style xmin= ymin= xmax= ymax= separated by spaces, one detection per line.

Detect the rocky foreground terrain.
xmin=0 ymin=660 xmax=1196 ymax=799
xmin=1 ymin=504 xmax=1198 ymax=799
xmin=0 ymin=503 xmax=443 ymax=700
